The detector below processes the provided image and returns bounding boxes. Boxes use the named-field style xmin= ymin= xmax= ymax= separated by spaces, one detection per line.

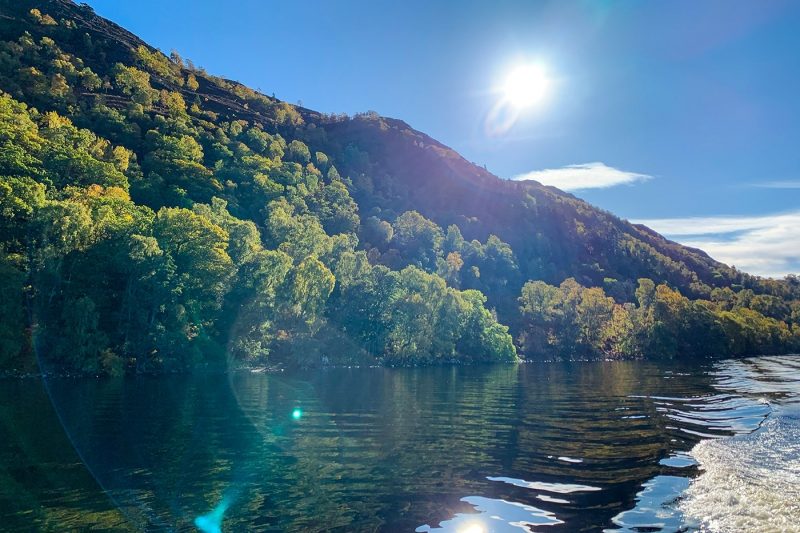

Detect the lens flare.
xmin=194 ymin=496 xmax=231 ymax=533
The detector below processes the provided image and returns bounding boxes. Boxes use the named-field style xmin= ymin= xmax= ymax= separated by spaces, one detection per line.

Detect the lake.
xmin=1 ymin=355 xmax=798 ymax=532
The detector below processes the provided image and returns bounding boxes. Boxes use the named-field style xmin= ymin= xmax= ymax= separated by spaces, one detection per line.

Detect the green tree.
xmin=288 ymin=256 xmax=335 ymax=328
xmin=390 ymin=211 xmax=443 ymax=270
xmin=307 ymin=180 xmax=359 ymax=235
xmin=112 ymin=64 xmax=158 ymax=108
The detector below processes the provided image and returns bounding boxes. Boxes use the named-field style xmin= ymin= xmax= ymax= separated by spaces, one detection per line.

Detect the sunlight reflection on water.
xmin=417 ymin=477 xmax=600 ymax=532
xmin=415 ymin=495 xmax=563 ymax=532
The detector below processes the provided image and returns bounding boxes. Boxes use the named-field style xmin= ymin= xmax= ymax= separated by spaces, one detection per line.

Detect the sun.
xmin=503 ymin=63 xmax=551 ymax=109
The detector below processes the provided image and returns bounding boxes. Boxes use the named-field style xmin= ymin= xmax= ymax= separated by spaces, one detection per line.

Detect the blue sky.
xmin=83 ymin=0 xmax=800 ymax=277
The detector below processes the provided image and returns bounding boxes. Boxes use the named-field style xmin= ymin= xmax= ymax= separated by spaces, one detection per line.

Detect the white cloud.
xmin=512 ymin=162 xmax=652 ymax=190
xmin=634 ymin=211 xmax=800 ymax=278
xmin=749 ymin=180 xmax=800 ymax=189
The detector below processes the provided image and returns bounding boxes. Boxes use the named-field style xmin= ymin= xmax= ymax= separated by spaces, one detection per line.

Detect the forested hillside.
xmin=1 ymin=0 xmax=798 ymax=374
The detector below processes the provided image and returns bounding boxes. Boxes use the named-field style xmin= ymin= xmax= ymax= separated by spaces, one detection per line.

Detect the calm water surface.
xmin=1 ymin=356 xmax=798 ymax=532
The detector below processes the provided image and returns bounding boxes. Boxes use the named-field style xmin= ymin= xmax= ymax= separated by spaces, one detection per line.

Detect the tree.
xmin=307 ymin=180 xmax=359 ymax=235
xmin=225 ymin=249 xmax=293 ymax=362
xmin=57 ymin=296 xmax=108 ymax=373
xmin=575 ymin=287 xmax=616 ymax=355
xmin=288 ymin=256 xmax=335 ymax=329
xmin=160 ymin=90 xmax=187 ymax=117
xmin=112 ymin=64 xmax=157 ymax=108
xmin=39 ymin=112 xmax=129 ymax=189
xmin=0 ymin=255 xmax=29 ymax=370
xmin=390 ymin=211 xmax=443 ymax=270
xmin=186 ymin=73 xmax=199 ymax=91
xmin=264 ymin=199 xmax=334 ymax=261
xmin=0 ymin=176 xmax=45 ymax=250
xmin=151 ymin=208 xmax=234 ymax=364
xmin=519 ymin=279 xmax=630 ymax=360
xmin=287 ymin=140 xmax=311 ymax=164
xmin=141 ymin=130 xmax=216 ymax=204
xmin=360 ymin=216 xmax=393 ymax=249
xmin=153 ymin=207 xmax=234 ymax=310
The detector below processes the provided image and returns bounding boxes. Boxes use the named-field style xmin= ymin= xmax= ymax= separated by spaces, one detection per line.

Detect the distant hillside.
xmin=0 ymin=0 xmax=797 ymax=373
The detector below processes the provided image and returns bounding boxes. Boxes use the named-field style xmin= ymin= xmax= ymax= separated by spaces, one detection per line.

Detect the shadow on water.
xmin=0 ymin=378 xmax=133 ymax=531
xmin=1 ymin=356 xmax=797 ymax=532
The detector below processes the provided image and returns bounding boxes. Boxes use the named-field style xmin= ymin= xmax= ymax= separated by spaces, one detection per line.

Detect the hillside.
xmin=0 ymin=0 xmax=798 ymax=373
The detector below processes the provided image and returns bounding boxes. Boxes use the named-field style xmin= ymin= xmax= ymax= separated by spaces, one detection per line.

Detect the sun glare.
xmin=458 ymin=522 xmax=485 ymax=533
xmin=503 ymin=64 xmax=551 ymax=109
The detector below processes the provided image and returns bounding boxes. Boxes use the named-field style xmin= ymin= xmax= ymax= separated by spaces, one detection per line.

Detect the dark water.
xmin=1 ymin=356 xmax=798 ymax=532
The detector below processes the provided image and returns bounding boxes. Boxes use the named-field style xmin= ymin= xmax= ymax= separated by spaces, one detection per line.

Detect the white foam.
xmin=680 ymin=413 xmax=800 ymax=532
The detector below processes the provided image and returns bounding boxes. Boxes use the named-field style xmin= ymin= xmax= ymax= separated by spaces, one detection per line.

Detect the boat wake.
xmin=680 ymin=356 xmax=800 ymax=532
xmin=680 ymin=410 xmax=800 ymax=532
